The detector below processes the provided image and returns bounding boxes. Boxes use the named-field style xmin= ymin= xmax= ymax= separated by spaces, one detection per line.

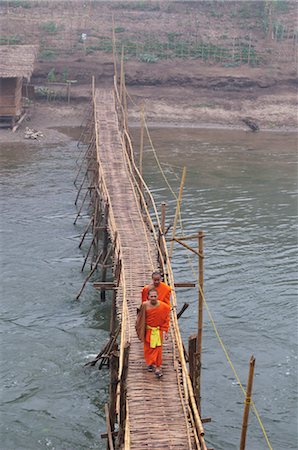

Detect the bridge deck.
xmin=95 ymin=89 xmax=195 ymax=449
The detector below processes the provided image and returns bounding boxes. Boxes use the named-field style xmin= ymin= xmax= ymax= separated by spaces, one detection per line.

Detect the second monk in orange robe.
xmin=141 ymin=271 xmax=171 ymax=306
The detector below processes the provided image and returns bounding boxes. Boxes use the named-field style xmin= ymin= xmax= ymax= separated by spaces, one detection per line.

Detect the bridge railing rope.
xmin=112 ymin=75 xmax=207 ymax=449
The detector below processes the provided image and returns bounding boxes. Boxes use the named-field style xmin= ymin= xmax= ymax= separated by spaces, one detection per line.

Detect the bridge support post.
xmin=197 ymin=230 xmax=205 ymax=413
xmin=101 ymin=203 xmax=110 ymax=302
xmin=109 ymin=349 xmax=119 ymax=447
xmin=116 ymin=343 xmax=130 ymax=449
xmin=240 ymin=355 xmax=256 ymax=450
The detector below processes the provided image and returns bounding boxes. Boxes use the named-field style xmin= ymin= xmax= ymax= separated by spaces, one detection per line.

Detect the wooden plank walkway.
xmin=94 ymin=88 xmax=197 ymax=449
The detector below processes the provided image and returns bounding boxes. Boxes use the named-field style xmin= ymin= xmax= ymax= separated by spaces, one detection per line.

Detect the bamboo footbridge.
xmin=74 ymin=75 xmax=208 ymax=450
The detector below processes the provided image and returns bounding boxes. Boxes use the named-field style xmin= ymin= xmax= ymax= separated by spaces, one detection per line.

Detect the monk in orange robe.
xmin=143 ymin=288 xmax=170 ymax=378
xmin=141 ymin=271 xmax=171 ymax=306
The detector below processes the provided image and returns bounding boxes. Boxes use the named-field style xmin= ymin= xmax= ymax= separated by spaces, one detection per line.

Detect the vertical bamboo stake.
xmin=240 ymin=356 xmax=256 ymax=450
xmin=101 ymin=203 xmax=109 ymax=302
xmin=169 ymin=166 xmax=186 ymax=259
xmin=188 ymin=334 xmax=197 ymax=385
xmin=119 ymin=46 xmax=124 ymax=110
xmin=161 ymin=202 xmax=166 ymax=235
xmin=138 ymin=102 xmax=145 ymax=203
xmin=92 ymin=75 xmax=95 ymax=98
xmin=122 ymin=61 xmax=128 ymax=132
xmin=109 ymin=349 xmax=119 ymax=436
xmin=112 ymin=15 xmax=118 ymax=83
xmin=197 ymin=229 xmax=204 ymax=413
xmin=158 ymin=201 xmax=166 ymax=266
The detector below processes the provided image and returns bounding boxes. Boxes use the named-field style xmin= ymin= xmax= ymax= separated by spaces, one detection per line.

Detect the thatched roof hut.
xmin=0 ymin=45 xmax=38 ymax=80
xmin=0 ymin=45 xmax=37 ymax=124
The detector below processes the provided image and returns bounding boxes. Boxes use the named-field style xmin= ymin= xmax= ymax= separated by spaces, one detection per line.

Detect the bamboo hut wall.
xmin=0 ymin=77 xmax=22 ymax=117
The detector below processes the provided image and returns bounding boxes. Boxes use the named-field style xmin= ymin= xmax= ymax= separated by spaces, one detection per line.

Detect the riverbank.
xmin=0 ymin=84 xmax=296 ymax=146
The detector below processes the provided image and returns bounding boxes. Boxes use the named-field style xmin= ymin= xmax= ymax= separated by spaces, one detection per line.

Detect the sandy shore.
xmin=0 ymin=92 xmax=297 ymax=146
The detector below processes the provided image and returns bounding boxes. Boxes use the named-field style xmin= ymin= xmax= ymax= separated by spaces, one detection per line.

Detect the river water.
xmin=0 ymin=127 xmax=297 ymax=450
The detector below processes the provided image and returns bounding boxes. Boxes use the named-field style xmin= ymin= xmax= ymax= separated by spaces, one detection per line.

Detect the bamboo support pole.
xmin=76 ymin=251 xmax=102 ymax=300
xmin=172 ymin=237 xmax=202 ymax=257
xmin=169 ymin=166 xmax=186 ymax=259
xmin=159 ymin=202 xmax=167 ymax=266
xmin=112 ymin=16 xmax=118 ymax=83
xmin=81 ymin=235 xmax=97 ymax=272
xmin=240 ymin=356 xmax=256 ymax=450
xmin=116 ymin=343 xmax=130 ymax=449
xmin=109 ymin=349 xmax=119 ymax=437
xmin=161 ymin=202 xmax=166 ymax=235
xmin=73 ymin=187 xmax=90 ymax=224
xmin=119 ymin=47 xmax=124 ymax=116
xmin=138 ymin=102 xmax=145 ymax=204
xmin=177 ymin=302 xmax=189 ymax=319
xmin=101 ymin=203 xmax=110 ymax=302
xmin=104 ymin=403 xmax=114 ymax=450
xmin=197 ymin=230 xmax=204 ymax=413
xmin=78 ymin=215 xmax=94 ymax=249
xmin=188 ymin=334 xmax=197 ymax=386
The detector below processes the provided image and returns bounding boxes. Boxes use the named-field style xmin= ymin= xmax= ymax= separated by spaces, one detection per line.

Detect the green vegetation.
xmin=40 ymin=21 xmax=58 ymax=34
xmin=111 ymin=1 xmax=160 ymax=11
xmin=47 ymin=68 xmax=56 ymax=82
xmin=138 ymin=53 xmax=159 ymax=63
xmin=62 ymin=67 xmax=69 ymax=83
xmin=0 ymin=35 xmax=22 ymax=45
xmin=114 ymin=27 xmax=126 ymax=33
xmin=38 ymin=48 xmax=57 ymax=61
xmin=7 ymin=0 xmax=31 ymax=7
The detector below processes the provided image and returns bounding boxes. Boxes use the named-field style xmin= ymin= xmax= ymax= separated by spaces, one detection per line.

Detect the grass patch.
xmin=111 ymin=1 xmax=160 ymax=11
xmin=114 ymin=27 xmax=126 ymax=33
xmin=0 ymin=35 xmax=22 ymax=45
xmin=40 ymin=21 xmax=58 ymax=34
xmin=7 ymin=0 xmax=31 ymax=7
xmin=38 ymin=48 xmax=58 ymax=61
xmin=138 ymin=53 xmax=159 ymax=63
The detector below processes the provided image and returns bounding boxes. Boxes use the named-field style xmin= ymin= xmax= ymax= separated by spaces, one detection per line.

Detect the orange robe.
xmin=141 ymin=281 xmax=171 ymax=306
xmin=144 ymin=302 xmax=170 ymax=367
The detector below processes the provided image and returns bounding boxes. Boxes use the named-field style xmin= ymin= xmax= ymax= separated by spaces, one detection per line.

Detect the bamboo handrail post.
xmin=109 ymin=349 xmax=119 ymax=439
xmin=138 ymin=102 xmax=145 ymax=207
xmin=101 ymin=203 xmax=110 ymax=302
xmin=112 ymin=16 xmax=118 ymax=84
xmin=78 ymin=215 xmax=94 ymax=249
xmin=73 ymin=187 xmax=90 ymax=225
xmin=188 ymin=334 xmax=197 ymax=386
xmin=161 ymin=201 xmax=166 ymax=235
xmin=240 ymin=355 xmax=256 ymax=450
xmin=76 ymin=251 xmax=102 ymax=300
xmin=197 ymin=230 xmax=204 ymax=413
xmin=169 ymin=166 xmax=186 ymax=259
xmin=116 ymin=343 xmax=130 ymax=449
xmin=104 ymin=403 xmax=114 ymax=450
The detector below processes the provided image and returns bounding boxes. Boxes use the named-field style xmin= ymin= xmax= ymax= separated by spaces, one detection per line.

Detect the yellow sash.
xmin=146 ymin=325 xmax=161 ymax=348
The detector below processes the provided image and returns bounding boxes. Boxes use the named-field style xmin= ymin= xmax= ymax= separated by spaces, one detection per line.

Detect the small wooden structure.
xmin=0 ymin=45 xmax=37 ymax=128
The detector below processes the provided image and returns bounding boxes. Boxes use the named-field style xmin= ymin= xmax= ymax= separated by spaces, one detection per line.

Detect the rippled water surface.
xmin=1 ymin=127 xmax=297 ymax=450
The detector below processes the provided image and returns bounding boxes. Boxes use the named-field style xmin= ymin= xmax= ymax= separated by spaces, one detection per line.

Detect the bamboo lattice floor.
xmin=95 ymin=89 xmax=195 ymax=449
